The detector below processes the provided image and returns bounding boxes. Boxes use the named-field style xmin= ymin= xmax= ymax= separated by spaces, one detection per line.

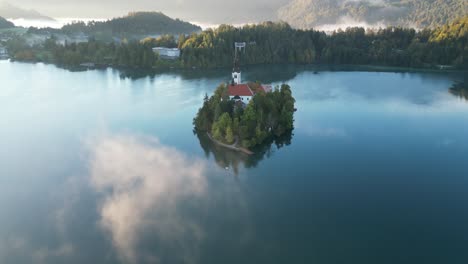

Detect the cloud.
xmin=88 ymin=134 xmax=208 ymax=263
xmin=314 ymin=16 xmax=387 ymax=32
xmin=0 ymin=236 xmax=74 ymax=264
xmin=5 ymin=0 xmax=289 ymax=23
xmin=32 ymin=244 xmax=74 ymax=263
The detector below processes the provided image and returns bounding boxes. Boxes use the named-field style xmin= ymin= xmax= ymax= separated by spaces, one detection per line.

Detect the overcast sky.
xmin=3 ymin=0 xmax=290 ymax=23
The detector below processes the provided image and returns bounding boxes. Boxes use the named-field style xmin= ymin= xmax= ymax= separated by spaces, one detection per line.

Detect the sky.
xmin=3 ymin=0 xmax=290 ymax=24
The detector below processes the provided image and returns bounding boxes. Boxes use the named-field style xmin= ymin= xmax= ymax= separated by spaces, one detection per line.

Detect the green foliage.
xmin=8 ymin=16 xmax=467 ymax=70
xmin=278 ymin=0 xmax=468 ymax=29
xmin=141 ymin=35 xmax=177 ymax=48
xmin=178 ymin=18 xmax=468 ymax=69
xmin=194 ymin=83 xmax=296 ymax=148
xmin=6 ymin=37 xmax=163 ymax=68
xmin=60 ymin=12 xmax=200 ymax=37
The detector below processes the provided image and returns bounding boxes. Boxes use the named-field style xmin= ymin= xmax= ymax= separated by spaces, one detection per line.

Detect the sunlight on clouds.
xmin=88 ymin=134 xmax=208 ymax=263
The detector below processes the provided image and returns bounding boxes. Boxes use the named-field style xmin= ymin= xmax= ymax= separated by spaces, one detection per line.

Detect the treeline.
xmin=5 ymin=36 xmax=176 ymax=68
xmin=278 ymin=0 xmax=467 ymax=29
xmin=28 ymin=12 xmax=201 ymax=38
xmin=6 ymin=16 xmax=467 ymax=69
xmin=193 ymin=83 xmax=295 ymax=148
xmin=179 ymin=17 xmax=467 ymax=69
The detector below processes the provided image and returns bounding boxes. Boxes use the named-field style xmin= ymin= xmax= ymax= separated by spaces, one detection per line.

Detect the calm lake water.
xmin=1 ymin=61 xmax=468 ymax=264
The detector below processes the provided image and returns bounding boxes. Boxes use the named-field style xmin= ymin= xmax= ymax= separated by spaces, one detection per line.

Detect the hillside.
xmin=278 ymin=0 xmax=468 ymax=29
xmin=60 ymin=12 xmax=201 ymax=37
xmin=0 ymin=15 xmax=14 ymax=29
xmin=0 ymin=2 xmax=54 ymax=21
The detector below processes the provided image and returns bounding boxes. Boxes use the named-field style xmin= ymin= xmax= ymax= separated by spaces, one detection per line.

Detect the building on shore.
xmin=152 ymin=47 xmax=181 ymax=59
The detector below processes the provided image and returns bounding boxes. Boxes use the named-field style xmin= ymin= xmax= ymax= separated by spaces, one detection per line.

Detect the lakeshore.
xmin=207 ymin=132 xmax=254 ymax=155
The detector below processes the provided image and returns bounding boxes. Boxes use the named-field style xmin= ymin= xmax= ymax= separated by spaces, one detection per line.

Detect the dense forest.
xmin=5 ymin=36 xmax=164 ymax=68
xmin=193 ymin=83 xmax=296 ymax=149
xmin=27 ymin=12 xmax=201 ymax=40
xmin=180 ymin=16 xmax=467 ymax=69
xmin=5 ymin=16 xmax=467 ymax=69
xmin=278 ymin=0 xmax=468 ymax=29
xmin=0 ymin=16 xmax=14 ymax=29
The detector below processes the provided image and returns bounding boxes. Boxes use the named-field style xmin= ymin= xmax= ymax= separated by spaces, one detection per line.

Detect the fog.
xmin=1 ymin=0 xmax=289 ymax=24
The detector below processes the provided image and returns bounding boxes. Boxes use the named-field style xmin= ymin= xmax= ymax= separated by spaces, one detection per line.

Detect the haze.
xmin=3 ymin=0 xmax=289 ymax=24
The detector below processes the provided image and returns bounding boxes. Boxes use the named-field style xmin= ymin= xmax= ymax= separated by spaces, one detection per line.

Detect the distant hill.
xmin=0 ymin=15 xmax=14 ymax=29
xmin=0 ymin=2 xmax=54 ymax=21
xmin=278 ymin=0 xmax=468 ymax=29
xmin=61 ymin=12 xmax=201 ymax=37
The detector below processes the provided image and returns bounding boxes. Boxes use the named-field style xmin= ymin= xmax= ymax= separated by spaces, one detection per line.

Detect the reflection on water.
xmin=89 ymin=134 xmax=207 ymax=263
xmin=449 ymin=81 xmax=468 ymax=101
xmin=1 ymin=61 xmax=468 ymax=264
xmin=195 ymin=131 xmax=294 ymax=174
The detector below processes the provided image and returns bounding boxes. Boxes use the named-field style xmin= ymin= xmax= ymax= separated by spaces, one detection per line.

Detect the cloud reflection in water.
xmin=88 ymin=134 xmax=208 ymax=263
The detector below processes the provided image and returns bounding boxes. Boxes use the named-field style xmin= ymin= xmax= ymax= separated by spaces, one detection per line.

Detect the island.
xmin=193 ymin=59 xmax=295 ymax=153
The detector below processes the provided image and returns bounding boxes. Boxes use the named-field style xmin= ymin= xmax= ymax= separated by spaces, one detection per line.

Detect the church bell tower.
xmin=232 ymin=42 xmax=246 ymax=85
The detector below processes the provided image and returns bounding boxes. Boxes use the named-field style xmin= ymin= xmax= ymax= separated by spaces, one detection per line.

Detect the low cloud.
xmin=315 ymin=16 xmax=387 ymax=32
xmin=88 ymin=134 xmax=208 ymax=263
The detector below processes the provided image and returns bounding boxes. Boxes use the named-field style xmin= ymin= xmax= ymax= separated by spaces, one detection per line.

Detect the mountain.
xmin=0 ymin=15 xmax=14 ymax=29
xmin=278 ymin=0 xmax=468 ymax=29
xmin=60 ymin=12 xmax=201 ymax=36
xmin=0 ymin=2 xmax=54 ymax=21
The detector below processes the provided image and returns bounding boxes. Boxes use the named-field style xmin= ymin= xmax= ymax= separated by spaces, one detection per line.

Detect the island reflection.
xmin=195 ymin=131 xmax=294 ymax=174
xmin=449 ymin=81 xmax=468 ymax=101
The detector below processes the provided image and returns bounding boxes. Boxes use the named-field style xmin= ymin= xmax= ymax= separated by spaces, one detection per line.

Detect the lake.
xmin=1 ymin=61 xmax=468 ymax=264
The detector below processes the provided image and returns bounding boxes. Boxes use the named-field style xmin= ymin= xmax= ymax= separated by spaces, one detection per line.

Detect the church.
xmin=227 ymin=42 xmax=272 ymax=103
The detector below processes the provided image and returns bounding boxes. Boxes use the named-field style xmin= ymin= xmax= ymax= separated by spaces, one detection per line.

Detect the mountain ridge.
xmin=0 ymin=2 xmax=54 ymax=21
xmin=0 ymin=15 xmax=14 ymax=29
xmin=278 ymin=0 xmax=468 ymax=29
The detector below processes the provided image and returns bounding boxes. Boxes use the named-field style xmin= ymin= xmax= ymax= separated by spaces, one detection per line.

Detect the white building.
xmin=228 ymin=84 xmax=254 ymax=102
xmin=152 ymin=47 xmax=181 ymax=59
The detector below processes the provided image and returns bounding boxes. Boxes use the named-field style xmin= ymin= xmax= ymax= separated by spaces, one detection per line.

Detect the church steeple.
xmin=232 ymin=56 xmax=241 ymax=85
xmin=231 ymin=42 xmax=246 ymax=85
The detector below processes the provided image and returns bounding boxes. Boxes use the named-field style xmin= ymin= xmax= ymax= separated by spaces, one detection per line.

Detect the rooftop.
xmin=228 ymin=84 xmax=254 ymax=97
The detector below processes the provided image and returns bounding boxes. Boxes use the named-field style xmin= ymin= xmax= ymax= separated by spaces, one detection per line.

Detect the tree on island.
xmin=193 ymin=83 xmax=296 ymax=149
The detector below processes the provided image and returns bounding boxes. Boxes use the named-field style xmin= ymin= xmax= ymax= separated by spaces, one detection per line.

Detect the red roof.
xmin=228 ymin=84 xmax=253 ymax=97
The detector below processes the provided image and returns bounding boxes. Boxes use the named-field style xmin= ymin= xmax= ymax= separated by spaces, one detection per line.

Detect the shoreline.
xmin=5 ymin=59 xmax=468 ymax=75
xmin=206 ymin=132 xmax=254 ymax=155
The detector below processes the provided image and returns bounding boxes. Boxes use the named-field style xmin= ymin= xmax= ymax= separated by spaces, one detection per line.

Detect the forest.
xmin=26 ymin=12 xmax=201 ymax=40
xmin=278 ymin=0 xmax=468 ymax=29
xmin=193 ymin=83 xmax=296 ymax=149
xmin=179 ymin=16 xmax=467 ymax=69
xmin=4 ymin=16 xmax=467 ymax=70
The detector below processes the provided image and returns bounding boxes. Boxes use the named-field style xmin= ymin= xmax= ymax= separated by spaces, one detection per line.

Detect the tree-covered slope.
xmin=61 ymin=12 xmax=201 ymax=36
xmin=0 ymin=16 xmax=14 ymax=29
xmin=278 ymin=0 xmax=468 ymax=29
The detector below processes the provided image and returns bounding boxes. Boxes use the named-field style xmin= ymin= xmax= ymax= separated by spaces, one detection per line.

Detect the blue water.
xmin=1 ymin=61 xmax=467 ymax=264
